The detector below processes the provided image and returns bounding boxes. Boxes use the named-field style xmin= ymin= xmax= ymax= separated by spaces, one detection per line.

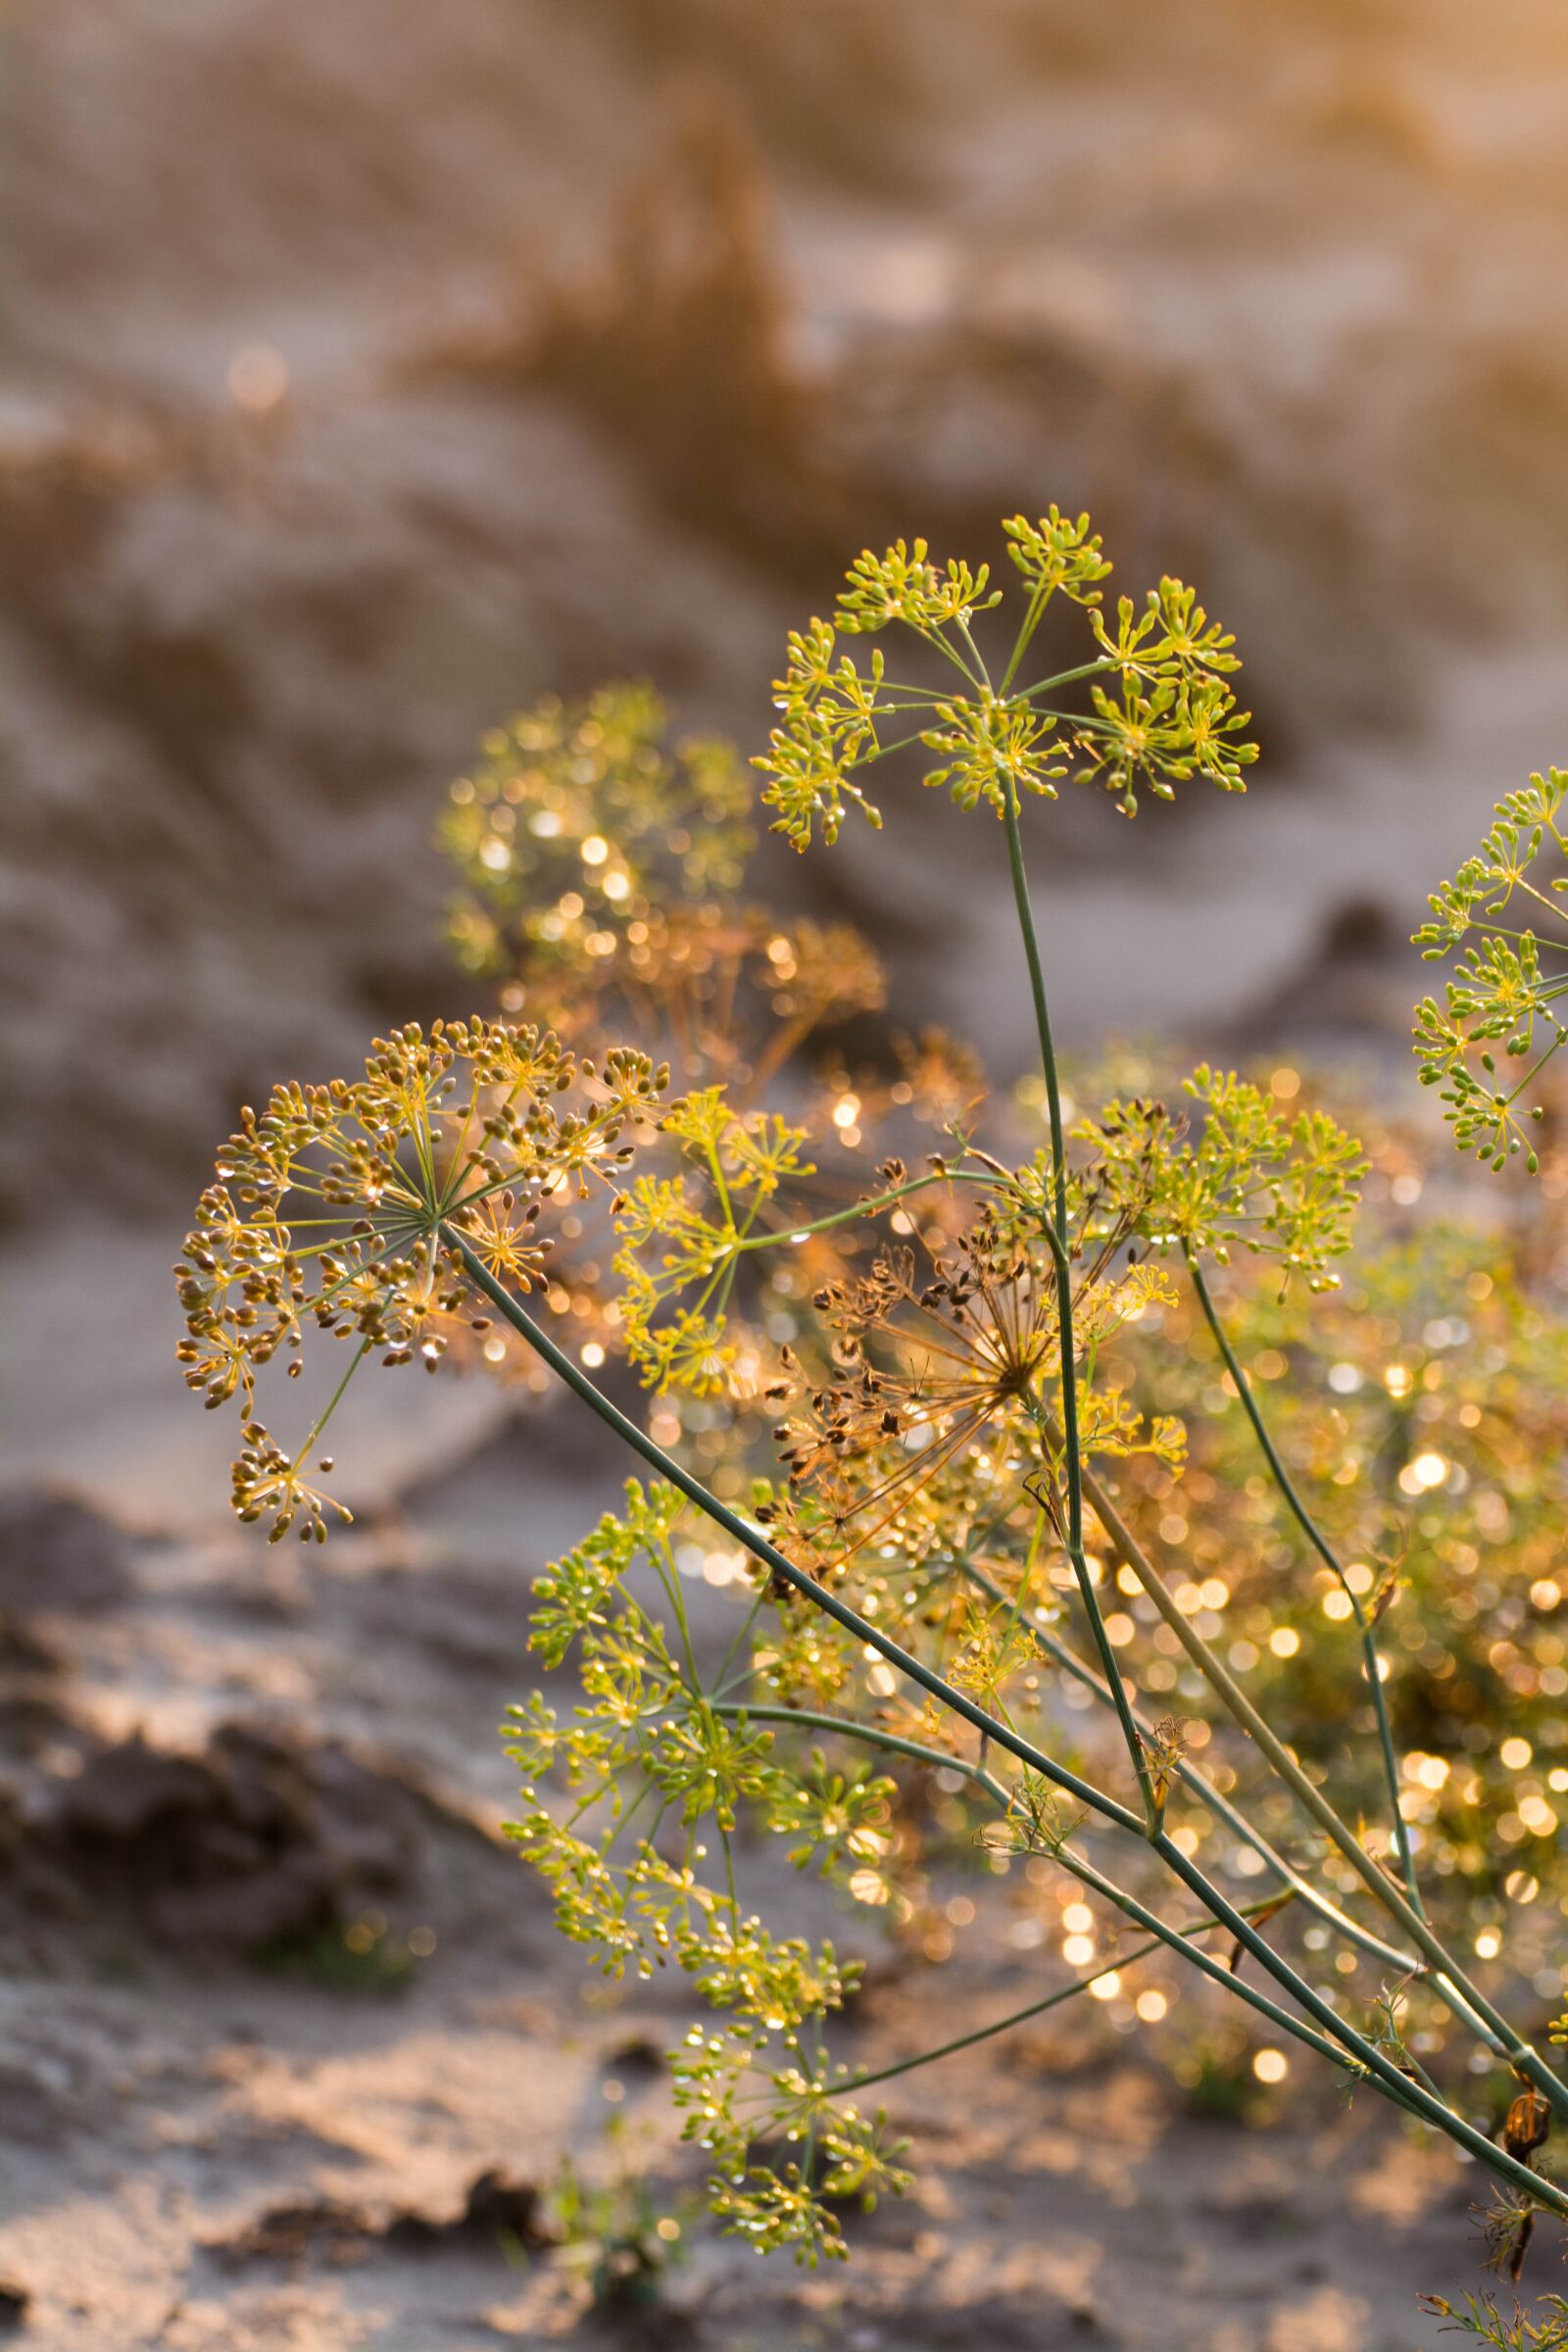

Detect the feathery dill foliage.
xmin=1415 ymin=768 xmax=1568 ymax=1174
xmin=1420 ymin=2292 xmax=1568 ymax=2352
xmin=179 ymin=514 xmax=1568 ymax=2323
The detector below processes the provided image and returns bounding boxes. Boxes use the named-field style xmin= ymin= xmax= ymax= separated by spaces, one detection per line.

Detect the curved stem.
xmin=754 ymin=1669 xmax=1533 ymax=2163
xmin=716 ymin=1704 xmax=1496 ymax=2152
xmin=1056 ymin=1846 xmax=1424 ymax=2106
xmin=454 ymin=1231 xmax=1568 ymax=2202
xmin=1063 ymin=1420 xmax=1568 ymax=2107
xmin=843 ymin=1890 xmax=1342 ymax=2097
xmin=445 ymin=1227 xmax=1142 ymax=1839
xmin=1142 ymin=1822 xmax=1568 ymax=2210
xmin=1186 ymin=1249 xmax=1422 ymax=1916
xmin=710 ymin=1701 xmax=993 ymax=1788
xmin=716 ymin=1708 xmax=1415 ymax=2109
xmin=728 ymin=1168 xmax=1000 ymax=1254
xmin=1001 ymin=783 xmax=1155 ymax=1827
xmin=953 ymin=1550 xmax=1420 ymax=1976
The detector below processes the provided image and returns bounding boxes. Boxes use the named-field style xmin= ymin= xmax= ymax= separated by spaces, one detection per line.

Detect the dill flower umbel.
xmin=175 ymin=1019 xmax=668 ymax=1538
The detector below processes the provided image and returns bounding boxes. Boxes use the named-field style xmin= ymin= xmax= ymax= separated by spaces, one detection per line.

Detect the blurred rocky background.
xmin=6 ymin=0 xmax=1568 ymax=1226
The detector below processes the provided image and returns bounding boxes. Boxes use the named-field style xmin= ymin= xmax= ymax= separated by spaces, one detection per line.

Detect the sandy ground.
xmin=0 ymin=1231 xmax=1506 ymax=2352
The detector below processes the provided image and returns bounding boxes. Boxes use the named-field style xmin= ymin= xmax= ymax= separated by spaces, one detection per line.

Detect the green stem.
xmin=710 ymin=1590 xmax=766 ymax=1700
xmin=1502 ymin=1023 xmax=1568 ymax=1109
xmin=842 ymin=1892 xmax=1324 ymax=2096
xmin=728 ymin=1168 xmax=999 ymax=1254
xmin=1186 ymin=1250 xmax=1423 ymax=1919
xmin=1055 ymin=1845 xmax=1424 ymax=2105
xmin=1066 ymin=1425 xmax=1568 ymax=2108
xmin=703 ymin=1140 xmax=735 ymax=1232
xmin=998 ymin=584 xmax=1049 ymax=694
xmin=649 ymin=1530 xmax=703 ymax=1695
xmin=718 ymin=1701 xmax=1413 ymax=2105
xmin=1141 ymin=1822 xmax=1568 ymax=2210
xmin=1001 ymin=781 xmax=1155 ymax=1828
xmin=919 ymin=624 xmax=984 ymax=690
xmin=1011 ymin=656 xmax=1116 ymax=702
xmin=444 ymin=1227 xmax=1143 ymax=1840
xmin=710 ymin=1702 xmax=993 ymax=1787
xmin=850 ymin=727 xmax=946 ymax=772
xmin=744 ymin=1686 xmax=1501 ymax=2148
xmin=453 ymin=1233 xmax=1567 ymax=2201
xmin=289 ymin=1336 xmax=372 ymax=1472
xmin=954 ymin=1551 xmax=1420 ymax=1976
xmin=955 ymin=615 xmax=991 ymax=689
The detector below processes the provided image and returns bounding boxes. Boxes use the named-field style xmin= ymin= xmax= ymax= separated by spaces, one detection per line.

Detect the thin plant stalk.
xmin=968 ymin=758 xmax=1560 ymax=2125
xmin=714 ymin=1704 xmax=1385 ymax=2082
xmin=1001 ymin=779 xmax=1156 ymax=1828
xmin=446 ymin=1227 xmax=1142 ymax=1838
xmin=710 ymin=1700 xmax=998 ymax=1785
xmin=844 ymin=1891 xmax=1363 ymax=2100
xmin=1064 ymin=1418 xmax=1568 ymax=2110
xmin=711 ymin=1715 xmax=1429 ymax=2118
xmin=445 ymin=1228 xmax=1568 ymax=2214
xmin=953 ymin=1550 xmax=1424 ymax=1978
xmin=1185 ymin=1246 xmax=1423 ymax=1916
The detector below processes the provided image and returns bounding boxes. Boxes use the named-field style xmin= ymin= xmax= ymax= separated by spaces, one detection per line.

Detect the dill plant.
xmin=1416 ymin=766 xmax=1568 ymax=1175
xmin=179 ymin=514 xmax=1568 ymax=2320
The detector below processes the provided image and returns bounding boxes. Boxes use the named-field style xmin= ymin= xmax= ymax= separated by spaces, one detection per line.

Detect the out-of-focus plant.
xmin=441 ymin=680 xmax=885 ymax=1098
xmin=178 ymin=515 xmax=1568 ymax=2318
xmin=545 ymin=2117 xmax=687 ymax=2311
